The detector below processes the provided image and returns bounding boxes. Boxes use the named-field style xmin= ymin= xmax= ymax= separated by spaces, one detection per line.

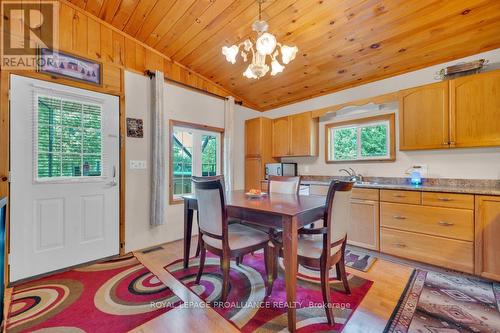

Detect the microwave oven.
xmin=265 ymin=163 xmax=297 ymax=179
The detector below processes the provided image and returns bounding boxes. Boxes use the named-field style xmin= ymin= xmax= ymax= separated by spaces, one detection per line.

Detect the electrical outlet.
xmin=130 ymin=160 xmax=147 ymax=169
xmin=411 ymin=164 xmax=428 ymax=177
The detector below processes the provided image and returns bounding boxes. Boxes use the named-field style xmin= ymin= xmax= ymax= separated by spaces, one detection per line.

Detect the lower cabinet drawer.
xmin=380 ymin=228 xmax=474 ymax=273
xmin=380 ymin=202 xmax=474 ymax=241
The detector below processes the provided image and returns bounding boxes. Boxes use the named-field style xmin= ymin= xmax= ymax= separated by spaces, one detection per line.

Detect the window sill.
xmin=169 ymin=197 xmax=185 ymax=205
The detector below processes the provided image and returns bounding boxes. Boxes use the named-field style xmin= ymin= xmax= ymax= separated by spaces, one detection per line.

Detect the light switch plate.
xmin=130 ymin=160 xmax=147 ymax=169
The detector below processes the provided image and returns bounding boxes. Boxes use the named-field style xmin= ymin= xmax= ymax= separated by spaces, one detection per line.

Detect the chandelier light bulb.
xmin=281 ymin=45 xmax=298 ymax=64
xmin=256 ymin=32 xmax=277 ymax=55
xmin=271 ymin=59 xmax=285 ymax=76
xmin=243 ymin=65 xmax=257 ymax=79
xmin=222 ymin=45 xmax=239 ymax=64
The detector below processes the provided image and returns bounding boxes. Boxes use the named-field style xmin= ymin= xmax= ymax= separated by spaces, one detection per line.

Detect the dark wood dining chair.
xmin=193 ymin=176 xmax=271 ymax=302
xmin=237 ymin=175 xmax=302 ymax=265
xmin=266 ymin=180 xmax=354 ymax=325
xmin=267 ymin=175 xmax=301 ymax=194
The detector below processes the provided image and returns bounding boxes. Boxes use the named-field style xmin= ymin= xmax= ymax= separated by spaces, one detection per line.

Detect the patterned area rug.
xmin=384 ymin=269 xmax=500 ymax=332
xmin=166 ymin=253 xmax=373 ymax=332
xmin=344 ymin=248 xmax=376 ymax=272
xmin=7 ymin=256 xmax=182 ymax=333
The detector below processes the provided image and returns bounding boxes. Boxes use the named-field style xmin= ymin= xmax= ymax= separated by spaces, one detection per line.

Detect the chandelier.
xmin=221 ymin=0 xmax=298 ymax=79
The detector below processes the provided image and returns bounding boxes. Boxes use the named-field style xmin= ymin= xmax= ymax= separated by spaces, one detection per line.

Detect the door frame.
xmin=0 ymin=70 xmax=127 ymax=284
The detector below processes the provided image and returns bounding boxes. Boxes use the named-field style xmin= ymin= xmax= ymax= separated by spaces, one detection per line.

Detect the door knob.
xmin=1 ymin=176 xmax=7 ymax=182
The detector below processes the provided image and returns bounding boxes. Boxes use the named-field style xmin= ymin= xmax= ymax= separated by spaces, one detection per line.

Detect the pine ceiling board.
xmin=199 ymin=0 xmax=500 ymax=107
xmin=122 ymin=0 xmax=159 ymax=36
xmin=110 ymin=0 xmax=140 ymax=29
xmin=85 ymin=0 xmax=105 ymax=17
xmin=160 ymin=0 xmax=237 ymax=56
xmin=199 ymin=0 xmax=474 ymax=81
xmin=131 ymin=0 xmax=183 ymax=42
xmin=255 ymin=23 xmax=500 ymax=109
xmin=192 ymin=0 xmax=355 ymax=84
xmin=139 ymin=0 xmax=198 ymax=45
xmin=169 ymin=0 xmax=260 ymax=60
xmin=184 ymin=0 xmax=323 ymax=71
xmin=149 ymin=0 xmax=221 ymax=50
xmin=98 ymin=0 xmax=122 ymax=23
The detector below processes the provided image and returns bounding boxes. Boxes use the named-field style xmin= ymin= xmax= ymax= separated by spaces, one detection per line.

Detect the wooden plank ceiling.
xmin=70 ymin=0 xmax=500 ymax=111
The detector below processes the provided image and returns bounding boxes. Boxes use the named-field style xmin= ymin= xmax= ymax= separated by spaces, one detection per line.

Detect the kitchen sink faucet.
xmin=339 ymin=168 xmax=363 ymax=182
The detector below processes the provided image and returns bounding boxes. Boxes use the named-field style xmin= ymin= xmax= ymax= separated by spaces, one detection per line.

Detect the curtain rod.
xmin=144 ymin=70 xmax=243 ymax=105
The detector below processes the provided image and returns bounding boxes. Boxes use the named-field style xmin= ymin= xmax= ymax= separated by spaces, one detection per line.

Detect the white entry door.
xmin=9 ymin=75 xmax=120 ymax=282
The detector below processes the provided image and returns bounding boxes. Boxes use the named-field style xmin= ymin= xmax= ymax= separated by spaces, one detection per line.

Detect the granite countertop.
xmin=299 ymin=176 xmax=500 ymax=196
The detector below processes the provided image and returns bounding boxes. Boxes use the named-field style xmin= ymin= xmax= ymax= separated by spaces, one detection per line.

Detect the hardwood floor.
xmin=133 ymin=236 xmax=414 ymax=333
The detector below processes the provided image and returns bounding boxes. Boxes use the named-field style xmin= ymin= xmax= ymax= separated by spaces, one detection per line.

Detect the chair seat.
xmin=296 ymin=235 xmax=341 ymax=259
xmin=203 ymin=223 xmax=269 ymax=251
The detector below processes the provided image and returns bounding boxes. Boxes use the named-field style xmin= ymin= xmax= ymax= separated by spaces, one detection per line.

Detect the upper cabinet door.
xmin=450 ymin=71 xmax=500 ymax=148
xmin=290 ymin=112 xmax=318 ymax=156
xmin=245 ymin=117 xmax=262 ymax=157
xmin=399 ymin=81 xmax=450 ymax=150
xmin=272 ymin=116 xmax=290 ymax=157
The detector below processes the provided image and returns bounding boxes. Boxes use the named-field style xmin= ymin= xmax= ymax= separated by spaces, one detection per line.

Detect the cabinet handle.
xmin=393 ymin=215 xmax=406 ymax=220
xmin=438 ymin=221 xmax=454 ymax=226
xmin=438 ymin=197 xmax=453 ymax=201
xmin=449 ymin=141 xmax=456 ymax=145
xmin=393 ymin=194 xmax=406 ymax=198
xmin=393 ymin=243 xmax=406 ymax=248
xmin=442 ymin=141 xmax=450 ymax=145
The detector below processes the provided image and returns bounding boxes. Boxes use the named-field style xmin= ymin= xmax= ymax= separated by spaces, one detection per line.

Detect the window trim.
xmin=169 ymin=120 xmax=224 ymax=205
xmin=325 ymin=113 xmax=395 ymax=163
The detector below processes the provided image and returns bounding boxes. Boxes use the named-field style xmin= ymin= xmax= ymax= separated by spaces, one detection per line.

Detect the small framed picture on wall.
xmin=37 ymin=49 xmax=102 ymax=86
xmin=126 ymin=118 xmax=144 ymax=138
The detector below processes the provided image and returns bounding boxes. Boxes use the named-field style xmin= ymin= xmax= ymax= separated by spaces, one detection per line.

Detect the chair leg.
xmin=320 ymin=259 xmax=335 ymax=325
xmin=338 ymin=256 xmax=351 ymax=294
xmin=221 ymin=255 xmax=230 ymax=302
xmin=195 ymin=244 xmax=206 ymax=284
xmin=195 ymin=237 xmax=201 ymax=257
xmin=236 ymin=256 xmax=241 ymax=266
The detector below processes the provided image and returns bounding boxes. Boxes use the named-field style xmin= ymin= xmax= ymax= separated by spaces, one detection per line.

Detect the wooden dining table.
xmin=183 ymin=190 xmax=326 ymax=332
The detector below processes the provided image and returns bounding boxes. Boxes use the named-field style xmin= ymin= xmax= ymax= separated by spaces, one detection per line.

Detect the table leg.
xmin=183 ymin=199 xmax=194 ymax=269
xmin=282 ymin=215 xmax=298 ymax=332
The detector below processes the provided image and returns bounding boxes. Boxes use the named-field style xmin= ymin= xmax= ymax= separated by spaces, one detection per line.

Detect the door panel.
xmin=10 ymin=75 xmax=119 ymax=282
xmin=35 ymin=198 xmax=65 ymax=251
xmin=81 ymin=195 xmax=105 ymax=242
xmin=399 ymin=81 xmax=449 ymax=150
xmin=450 ymin=71 xmax=500 ymax=147
xmin=272 ymin=116 xmax=290 ymax=157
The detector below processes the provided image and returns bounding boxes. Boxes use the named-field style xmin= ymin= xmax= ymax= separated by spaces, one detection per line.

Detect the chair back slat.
xmin=268 ymin=175 xmax=301 ymax=194
xmin=193 ymin=176 xmax=226 ymax=238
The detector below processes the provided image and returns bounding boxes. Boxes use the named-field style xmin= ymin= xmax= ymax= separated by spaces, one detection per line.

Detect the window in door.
xmin=36 ymin=95 xmax=103 ymax=181
xmin=170 ymin=121 xmax=223 ymax=203
xmin=326 ymin=113 xmax=395 ymax=162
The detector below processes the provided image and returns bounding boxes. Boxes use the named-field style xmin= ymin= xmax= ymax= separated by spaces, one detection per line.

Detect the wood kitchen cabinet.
xmin=450 ymin=70 xmax=500 ymax=148
xmin=349 ymin=188 xmax=380 ymax=250
xmin=399 ymin=81 xmax=450 ymax=150
xmin=399 ymin=70 xmax=500 ymax=150
xmin=272 ymin=116 xmax=290 ymax=157
xmin=475 ymin=195 xmax=500 ymax=281
xmin=272 ymin=111 xmax=318 ymax=157
xmin=380 ymin=190 xmax=475 ymax=273
xmin=244 ymin=117 xmax=275 ymax=191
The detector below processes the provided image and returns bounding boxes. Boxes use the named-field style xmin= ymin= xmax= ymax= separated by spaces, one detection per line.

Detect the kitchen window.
xmin=169 ymin=120 xmax=223 ymax=204
xmin=326 ymin=114 xmax=395 ymax=163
